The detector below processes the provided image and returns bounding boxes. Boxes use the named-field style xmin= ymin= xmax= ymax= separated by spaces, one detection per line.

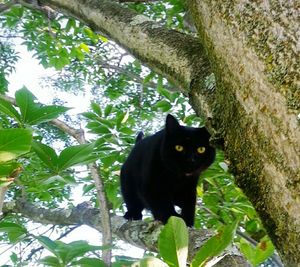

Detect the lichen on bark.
xmin=187 ymin=0 xmax=300 ymax=265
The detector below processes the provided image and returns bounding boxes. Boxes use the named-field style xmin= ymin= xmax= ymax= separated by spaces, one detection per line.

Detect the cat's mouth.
xmin=183 ymin=164 xmax=203 ymax=177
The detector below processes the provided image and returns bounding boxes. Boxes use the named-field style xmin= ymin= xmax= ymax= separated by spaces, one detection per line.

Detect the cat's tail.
xmin=135 ymin=131 xmax=144 ymax=143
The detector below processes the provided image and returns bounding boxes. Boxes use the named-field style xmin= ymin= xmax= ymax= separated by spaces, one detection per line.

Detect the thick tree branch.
xmin=39 ymin=0 xmax=212 ymax=98
xmin=3 ymin=200 xmax=250 ymax=266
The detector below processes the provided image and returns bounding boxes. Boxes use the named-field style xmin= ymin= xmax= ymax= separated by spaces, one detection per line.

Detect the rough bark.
xmin=187 ymin=1 xmax=300 ymax=266
xmin=12 ymin=0 xmax=300 ymax=265
xmin=3 ymin=201 xmax=250 ymax=266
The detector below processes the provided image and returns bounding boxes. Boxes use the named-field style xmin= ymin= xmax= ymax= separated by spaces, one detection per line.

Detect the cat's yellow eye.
xmin=197 ymin=147 xmax=206 ymax=154
xmin=175 ymin=145 xmax=184 ymax=152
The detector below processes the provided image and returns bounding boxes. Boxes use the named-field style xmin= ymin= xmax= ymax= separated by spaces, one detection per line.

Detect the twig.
xmin=98 ymin=61 xmax=179 ymax=92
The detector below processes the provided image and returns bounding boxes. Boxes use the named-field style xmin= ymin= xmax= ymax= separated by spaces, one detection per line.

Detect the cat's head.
xmin=161 ymin=114 xmax=216 ymax=176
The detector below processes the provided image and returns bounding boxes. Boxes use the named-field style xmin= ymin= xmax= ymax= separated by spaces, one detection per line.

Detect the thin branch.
xmin=49 ymin=122 xmax=112 ymax=266
xmin=0 ymin=94 xmax=15 ymax=104
xmin=0 ymin=187 xmax=8 ymax=216
xmin=99 ymin=62 xmax=179 ymax=92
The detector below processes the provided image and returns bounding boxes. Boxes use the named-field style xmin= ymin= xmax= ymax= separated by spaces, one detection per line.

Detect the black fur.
xmin=120 ymin=114 xmax=216 ymax=226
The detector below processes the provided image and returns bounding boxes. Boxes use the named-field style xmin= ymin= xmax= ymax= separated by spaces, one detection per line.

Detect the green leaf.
xmin=98 ymin=35 xmax=108 ymax=43
xmin=32 ymin=141 xmax=58 ymax=171
xmin=8 ymin=231 xmax=26 ymax=243
xmin=240 ymin=237 xmax=274 ymax=266
xmin=0 ymin=222 xmax=27 ymax=234
xmin=155 ymin=100 xmax=172 ymax=112
xmin=0 ymin=129 xmax=32 ymax=162
xmin=0 ymin=162 xmax=21 ymax=177
xmin=0 ymin=222 xmax=27 ymax=243
xmin=119 ymin=126 xmax=134 ymax=135
xmin=72 ymin=257 xmax=107 ymax=267
xmin=57 ymin=143 xmax=95 ymax=171
xmin=90 ymin=125 xmax=111 ymax=135
xmin=65 ymin=18 xmax=76 ymax=32
xmin=143 ymin=72 xmax=156 ymax=84
xmin=75 ymin=48 xmax=85 ymax=61
xmin=36 ymin=236 xmax=59 ymax=258
xmin=91 ymin=102 xmax=102 ymax=117
xmin=10 ymin=252 xmax=18 ymax=264
xmin=0 ymin=98 xmax=21 ymax=122
xmin=15 ymin=86 xmax=36 ymax=116
xmin=82 ymin=111 xmax=99 ymax=121
xmin=79 ymin=43 xmax=90 ymax=53
xmin=104 ymin=105 xmax=113 ymax=117
xmin=60 ymin=240 xmax=106 ymax=264
xmin=4 ymin=6 xmax=24 ymax=28
xmin=15 ymin=87 xmax=70 ymax=125
xmin=156 ymin=85 xmax=175 ymax=102
xmin=83 ymin=184 xmax=95 ymax=195
xmin=27 ymin=105 xmax=70 ymax=125
xmin=39 ymin=256 xmax=62 ymax=267
xmin=158 ymin=216 xmax=188 ymax=267
xmin=101 ymin=153 xmax=118 ymax=167
xmin=120 ymin=110 xmax=129 ymax=124
xmin=191 ymin=220 xmax=238 ymax=267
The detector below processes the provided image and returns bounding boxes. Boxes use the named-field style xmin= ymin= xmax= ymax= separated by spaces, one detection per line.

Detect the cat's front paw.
xmin=124 ymin=211 xmax=143 ymax=220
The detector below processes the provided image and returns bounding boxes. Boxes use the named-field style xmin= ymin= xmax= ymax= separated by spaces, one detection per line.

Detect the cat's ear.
xmin=165 ymin=114 xmax=180 ymax=133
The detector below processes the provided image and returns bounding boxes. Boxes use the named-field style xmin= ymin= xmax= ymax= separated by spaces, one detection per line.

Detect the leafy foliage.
xmin=0 ymin=1 xmax=278 ymax=266
xmin=36 ymin=237 xmax=107 ymax=267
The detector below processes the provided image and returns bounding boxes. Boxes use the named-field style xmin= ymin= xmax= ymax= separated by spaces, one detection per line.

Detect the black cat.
xmin=120 ymin=114 xmax=215 ymax=226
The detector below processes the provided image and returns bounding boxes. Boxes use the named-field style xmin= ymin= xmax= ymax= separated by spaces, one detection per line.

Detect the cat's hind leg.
xmin=121 ymin=174 xmax=144 ymax=220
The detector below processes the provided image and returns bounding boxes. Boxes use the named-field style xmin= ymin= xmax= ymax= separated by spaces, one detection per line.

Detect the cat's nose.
xmin=189 ymin=155 xmax=197 ymax=162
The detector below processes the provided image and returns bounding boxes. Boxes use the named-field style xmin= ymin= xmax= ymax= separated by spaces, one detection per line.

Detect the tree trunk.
xmin=33 ymin=0 xmax=300 ymax=265
xmin=187 ymin=1 xmax=300 ymax=266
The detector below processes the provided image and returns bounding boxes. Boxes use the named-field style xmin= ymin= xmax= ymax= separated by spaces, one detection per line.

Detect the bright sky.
xmin=8 ymin=42 xmax=91 ymax=115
